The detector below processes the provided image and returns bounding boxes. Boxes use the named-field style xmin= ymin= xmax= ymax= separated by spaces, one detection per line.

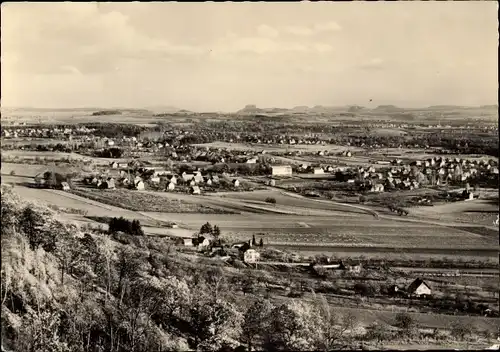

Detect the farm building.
xmin=182 ymin=173 xmax=195 ymax=182
xmin=370 ymin=184 xmax=385 ymax=193
xmin=407 ymin=278 xmax=431 ymax=297
xmin=134 ymin=180 xmax=145 ymax=191
xmin=243 ymin=249 xmax=260 ymax=263
xmin=313 ymin=167 xmax=324 ymax=175
xmin=110 ymin=161 xmax=119 ymax=169
xmin=232 ymin=179 xmax=240 ymax=187
xmin=191 ymin=185 xmax=201 ymax=195
xmin=197 ymin=237 xmax=211 ymax=250
xmin=271 ymin=165 xmax=292 ymax=176
xmin=346 ymin=263 xmax=363 ymax=273
xmin=267 ymin=179 xmax=276 ymax=186
xmin=120 ymin=178 xmax=130 ymax=186
xmin=99 ymin=178 xmax=116 ymax=190
xmin=166 ymin=182 xmax=175 ymax=191
xmin=194 ymin=174 xmax=204 ymax=184
xmin=59 ymin=182 xmax=71 ymax=191
xmin=183 ymin=238 xmax=193 ymax=247
xmin=166 ymin=175 xmax=178 ymax=184
xmin=246 ymin=157 xmax=258 ymax=164
xmin=150 ymin=176 xmax=160 ymax=183
xmin=34 ymin=173 xmax=47 ymax=187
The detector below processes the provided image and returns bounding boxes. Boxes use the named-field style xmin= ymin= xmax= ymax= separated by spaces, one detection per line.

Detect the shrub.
xmin=394 ymin=313 xmax=417 ymax=336
xmin=9 ymin=170 xmax=15 ymax=176
xmin=450 ymin=321 xmax=473 ymax=340
xmin=108 ymin=216 xmax=144 ymax=236
xmin=265 ymin=197 xmax=277 ymax=204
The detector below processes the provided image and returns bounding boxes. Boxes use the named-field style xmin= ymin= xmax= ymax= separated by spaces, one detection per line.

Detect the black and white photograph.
xmin=1 ymin=2 xmax=499 ymax=351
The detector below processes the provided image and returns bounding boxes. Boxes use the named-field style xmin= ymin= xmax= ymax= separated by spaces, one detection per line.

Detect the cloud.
xmin=284 ymin=25 xmax=314 ymax=36
xmin=283 ymin=21 xmax=342 ymax=36
xmin=211 ymin=34 xmax=332 ymax=57
xmin=313 ymin=43 xmax=334 ymax=53
xmin=2 ymin=3 xmax=203 ymax=75
xmin=358 ymin=58 xmax=386 ymax=70
xmin=314 ymin=21 xmax=342 ymax=32
xmin=257 ymin=24 xmax=279 ymax=38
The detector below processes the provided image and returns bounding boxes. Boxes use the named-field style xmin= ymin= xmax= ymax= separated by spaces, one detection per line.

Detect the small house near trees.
xmin=407 ymin=278 xmax=431 ymax=298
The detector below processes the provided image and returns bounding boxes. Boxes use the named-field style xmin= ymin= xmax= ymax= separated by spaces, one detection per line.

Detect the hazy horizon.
xmin=1 ymin=2 xmax=498 ymax=112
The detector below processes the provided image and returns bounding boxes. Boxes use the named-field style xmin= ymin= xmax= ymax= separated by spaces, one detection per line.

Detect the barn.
xmin=271 ymin=165 xmax=292 ymax=176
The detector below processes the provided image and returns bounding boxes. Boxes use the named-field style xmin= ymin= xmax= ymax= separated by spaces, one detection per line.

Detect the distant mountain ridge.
xmin=233 ymin=104 xmax=498 ymax=121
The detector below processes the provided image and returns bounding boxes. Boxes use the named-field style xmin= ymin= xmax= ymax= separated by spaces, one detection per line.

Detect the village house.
xmin=166 ymin=182 xmax=176 ymax=191
xmin=100 ymin=178 xmax=116 ymax=190
xmin=134 ymin=180 xmax=145 ymax=191
xmin=271 ymin=165 xmax=293 ymax=177
xmin=232 ymin=179 xmax=240 ymax=187
xmin=204 ymin=178 xmax=213 ymax=186
xmin=165 ymin=175 xmax=177 ymax=184
xmin=110 ymin=161 xmax=119 ymax=169
xmin=60 ymin=182 xmax=71 ymax=191
xmin=407 ymin=278 xmax=431 ymax=297
xmin=182 ymin=172 xmax=195 ymax=182
xmin=246 ymin=157 xmax=258 ymax=164
xmin=313 ymin=167 xmax=324 ymax=175
xmin=193 ymin=174 xmax=204 ymax=184
xmin=243 ymin=249 xmax=261 ymax=263
xmin=191 ymin=185 xmax=201 ymax=195
xmin=370 ymin=184 xmax=385 ymax=193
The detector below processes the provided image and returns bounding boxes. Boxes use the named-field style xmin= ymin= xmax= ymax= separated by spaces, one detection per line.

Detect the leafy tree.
xmin=263 ymin=302 xmax=321 ymax=351
xmin=394 ymin=312 xmax=418 ymax=337
xmin=189 ymin=298 xmax=242 ymax=350
xmin=252 ymin=234 xmax=257 ymax=246
xmin=265 ymin=197 xmax=276 ymax=204
xmin=1 ymin=187 xmax=21 ymax=237
xmin=450 ymin=321 xmax=473 ymax=340
xmin=54 ymin=229 xmax=84 ymax=286
xmin=259 ymin=238 xmax=264 ymax=247
xmin=200 ymin=222 xmax=213 ymax=236
xmin=205 ymin=267 xmax=228 ymax=300
xmin=241 ymin=298 xmax=274 ymax=351
xmin=19 ymin=206 xmax=57 ymax=252
xmin=314 ymin=294 xmax=358 ymax=350
xmin=212 ymin=225 xmax=221 ymax=242
xmin=116 ymin=248 xmax=144 ymax=303
xmin=17 ymin=310 xmax=71 ymax=352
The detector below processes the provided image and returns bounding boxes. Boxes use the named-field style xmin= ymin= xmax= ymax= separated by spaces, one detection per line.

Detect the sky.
xmin=1 ymin=2 xmax=498 ymax=112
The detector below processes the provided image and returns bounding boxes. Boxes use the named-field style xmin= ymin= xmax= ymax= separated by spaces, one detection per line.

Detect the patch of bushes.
xmin=108 ymin=216 xmax=145 ymax=236
xmin=265 ymin=197 xmax=277 ymax=204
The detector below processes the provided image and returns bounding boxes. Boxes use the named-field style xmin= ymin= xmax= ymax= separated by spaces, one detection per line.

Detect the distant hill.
xmin=373 ymin=105 xmax=404 ymax=112
xmin=146 ymin=105 xmax=180 ymax=114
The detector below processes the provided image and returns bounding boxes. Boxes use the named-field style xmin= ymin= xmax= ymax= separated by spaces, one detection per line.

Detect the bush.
xmin=450 ymin=321 xmax=473 ymax=340
xmin=108 ymin=216 xmax=144 ymax=236
xmin=394 ymin=313 xmax=417 ymax=336
xmin=9 ymin=170 xmax=16 ymax=176
xmin=265 ymin=197 xmax=277 ymax=204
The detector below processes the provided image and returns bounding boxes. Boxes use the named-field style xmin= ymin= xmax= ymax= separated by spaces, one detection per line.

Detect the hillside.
xmin=233 ymin=104 xmax=499 ymax=122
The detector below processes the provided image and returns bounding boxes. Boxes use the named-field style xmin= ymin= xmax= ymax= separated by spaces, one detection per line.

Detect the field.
xmin=2 ymin=159 xmax=498 ymax=261
xmin=193 ymin=141 xmax=365 ymax=153
xmin=70 ymin=187 xmax=233 ymax=214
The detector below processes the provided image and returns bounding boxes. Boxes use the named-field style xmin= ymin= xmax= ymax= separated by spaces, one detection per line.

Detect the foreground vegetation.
xmin=1 ymin=185 xmax=498 ymax=351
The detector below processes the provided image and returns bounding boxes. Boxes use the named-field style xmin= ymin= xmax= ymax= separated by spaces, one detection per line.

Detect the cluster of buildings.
xmin=2 ymin=126 xmax=96 ymax=139
xmin=270 ymin=155 xmax=498 ymax=194
xmin=87 ymin=162 xmax=241 ymax=195
xmin=179 ymin=235 xmax=262 ymax=264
